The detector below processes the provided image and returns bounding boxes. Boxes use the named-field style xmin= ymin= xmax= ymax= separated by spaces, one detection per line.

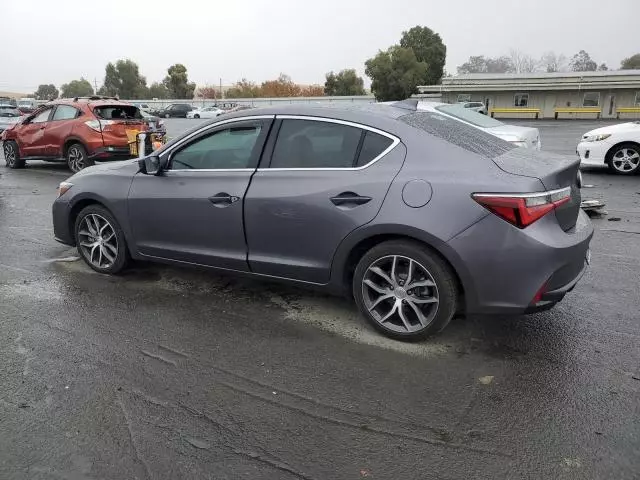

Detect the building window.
xmin=457 ymin=94 xmax=471 ymax=102
xmin=635 ymin=92 xmax=640 ymax=106
xmin=514 ymin=94 xmax=529 ymax=107
xmin=583 ymin=92 xmax=600 ymax=107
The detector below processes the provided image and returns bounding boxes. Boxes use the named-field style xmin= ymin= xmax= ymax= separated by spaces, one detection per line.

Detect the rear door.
xmin=92 ymin=104 xmax=146 ymax=148
xmin=17 ymin=107 xmax=53 ymax=156
xmin=244 ymin=116 xmax=404 ymax=283
xmin=44 ymin=105 xmax=80 ymax=156
xmin=128 ymin=116 xmax=273 ymax=269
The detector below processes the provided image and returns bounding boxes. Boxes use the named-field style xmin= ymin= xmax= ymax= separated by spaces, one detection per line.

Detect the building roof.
xmin=418 ymin=70 xmax=640 ymax=93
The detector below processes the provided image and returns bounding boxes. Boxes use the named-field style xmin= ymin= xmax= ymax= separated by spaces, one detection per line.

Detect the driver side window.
xmin=171 ymin=122 xmax=263 ymax=170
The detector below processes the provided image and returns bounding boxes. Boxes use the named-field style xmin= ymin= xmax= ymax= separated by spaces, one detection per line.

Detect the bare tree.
xmin=540 ymin=51 xmax=567 ymax=73
xmin=509 ymin=50 xmax=538 ymax=73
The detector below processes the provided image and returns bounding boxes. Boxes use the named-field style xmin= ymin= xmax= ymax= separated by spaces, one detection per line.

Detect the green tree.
xmin=99 ymin=59 xmax=148 ymax=99
xmin=33 ymin=84 xmax=59 ymax=100
xmin=365 ymin=46 xmax=428 ymax=101
xmin=324 ymin=69 xmax=366 ymax=96
xmin=225 ymin=78 xmax=261 ymax=98
xmin=147 ymin=82 xmax=169 ymax=99
xmin=620 ymin=53 xmax=640 ymax=70
xmin=570 ymin=50 xmax=597 ymax=72
xmin=457 ymin=55 xmax=514 ymax=74
xmin=60 ymin=78 xmax=94 ymax=98
xmin=163 ymin=64 xmax=196 ymax=99
xmin=399 ymin=25 xmax=446 ymax=85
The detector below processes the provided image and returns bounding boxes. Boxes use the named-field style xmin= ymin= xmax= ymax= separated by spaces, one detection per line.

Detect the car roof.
xmin=51 ymin=98 xmax=134 ymax=108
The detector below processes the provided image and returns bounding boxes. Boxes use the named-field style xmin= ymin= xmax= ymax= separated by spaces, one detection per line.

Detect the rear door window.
xmin=270 ymin=119 xmax=363 ymax=168
xmin=355 ymin=131 xmax=394 ymax=167
xmin=52 ymin=105 xmax=79 ymax=121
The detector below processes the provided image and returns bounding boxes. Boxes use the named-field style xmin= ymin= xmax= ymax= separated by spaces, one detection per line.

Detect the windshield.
xmin=435 ymin=103 xmax=503 ymax=128
xmin=93 ymin=105 xmax=142 ymax=120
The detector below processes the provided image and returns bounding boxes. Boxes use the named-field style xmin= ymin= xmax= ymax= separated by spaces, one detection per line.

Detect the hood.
xmin=69 ymin=159 xmax=140 ymax=180
xmin=583 ymin=121 xmax=640 ymax=137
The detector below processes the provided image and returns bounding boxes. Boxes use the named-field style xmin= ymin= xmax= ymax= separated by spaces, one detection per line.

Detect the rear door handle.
xmin=208 ymin=192 xmax=240 ymax=207
xmin=330 ymin=192 xmax=372 ymax=207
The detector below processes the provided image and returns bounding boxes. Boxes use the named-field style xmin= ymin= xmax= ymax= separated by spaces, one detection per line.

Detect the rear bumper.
xmin=89 ymin=146 xmax=135 ymax=161
xmin=448 ymin=209 xmax=593 ymax=315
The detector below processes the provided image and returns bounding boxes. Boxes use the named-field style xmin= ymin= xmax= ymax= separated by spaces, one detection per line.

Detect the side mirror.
xmin=138 ymin=155 xmax=166 ymax=175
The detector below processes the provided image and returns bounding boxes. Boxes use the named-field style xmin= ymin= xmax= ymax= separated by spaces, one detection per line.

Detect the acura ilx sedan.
xmin=52 ymin=100 xmax=593 ymax=340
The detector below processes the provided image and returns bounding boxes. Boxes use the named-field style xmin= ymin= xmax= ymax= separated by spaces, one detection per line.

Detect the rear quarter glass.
xmin=399 ymin=112 xmax=514 ymax=159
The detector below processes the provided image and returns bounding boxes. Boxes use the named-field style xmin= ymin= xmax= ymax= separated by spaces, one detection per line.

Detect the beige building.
xmin=417 ymin=70 xmax=640 ymax=119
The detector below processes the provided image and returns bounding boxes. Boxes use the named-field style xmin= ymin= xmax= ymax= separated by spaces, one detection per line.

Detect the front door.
xmin=128 ymin=117 xmax=273 ymax=269
xmin=18 ymin=107 xmax=53 ymax=156
xmin=244 ymin=116 xmax=405 ymax=284
xmin=43 ymin=105 xmax=79 ymax=156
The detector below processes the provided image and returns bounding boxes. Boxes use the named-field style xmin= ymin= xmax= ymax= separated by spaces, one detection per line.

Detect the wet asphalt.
xmin=1 ymin=120 xmax=639 ymax=480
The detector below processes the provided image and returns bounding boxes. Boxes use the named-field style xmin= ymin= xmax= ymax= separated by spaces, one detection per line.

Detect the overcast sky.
xmin=2 ymin=0 xmax=637 ymax=93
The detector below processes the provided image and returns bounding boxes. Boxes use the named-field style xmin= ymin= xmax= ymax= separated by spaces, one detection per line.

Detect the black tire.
xmin=3 ymin=140 xmax=25 ymax=169
xmin=74 ymin=204 xmax=129 ymax=274
xmin=353 ymin=240 xmax=458 ymax=341
xmin=194 ymin=114 xmax=200 ymax=119
xmin=164 ymin=113 xmax=170 ymax=118
xmin=66 ymin=143 xmax=94 ymax=173
xmin=607 ymin=143 xmax=640 ymax=175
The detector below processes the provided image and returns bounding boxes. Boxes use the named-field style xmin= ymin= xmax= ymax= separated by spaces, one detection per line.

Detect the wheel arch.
xmin=63 ymin=137 xmax=90 ymax=157
xmin=605 ymin=140 xmax=640 ymax=165
xmin=329 ymin=224 xmax=474 ymax=312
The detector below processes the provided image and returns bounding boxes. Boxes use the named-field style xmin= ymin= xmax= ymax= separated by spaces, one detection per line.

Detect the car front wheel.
xmin=608 ymin=143 xmax=640 ymax=175
xmin=165 ymin=113 xmax=170 ymax=118
xmin=74 ymin=205 xmax=129 ymax=274
xmin=3 ymin=140 xmax=25 ymax=169
xmin=194 ymin=114 xmax=200 ymax=119
xmin=353 ymin=240 xmax=458 ymax=341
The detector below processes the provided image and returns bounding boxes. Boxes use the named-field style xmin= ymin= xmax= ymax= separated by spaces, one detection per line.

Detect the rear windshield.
xmin=435 ymin=103 xmax=503 ymax=128
xmin=399 ymin=112 xmax=514 ymax=158
xmin=93 ymin=105 xmax=142 ymax=120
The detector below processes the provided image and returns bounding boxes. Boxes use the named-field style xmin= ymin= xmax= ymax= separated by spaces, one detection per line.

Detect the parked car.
xmin=459 ymin=101 xmax=487 ymax=114
xmin=17 ymin=98 xmax=38 ymax=114
xmin=187 ymin=106 xmax=225 ymax=119
xmin=151 ymin=103 xmax=193 ymax=118
xmin=133 ymin=103 xmax=152 ymax=114
xmin=2 ymin=96 xmax=147 ymax=172
xmin=417 ymin=101 xmax=541 ymax=149
xmin=577 ymin=121 xmax=640 ymax=175
xmin=0 ymin=106 xmax=23 ymax=134
xmin=140 ymin=111 xmax=166 ymax=133
xmin=52 ymin=101 xmax=592 ymax=340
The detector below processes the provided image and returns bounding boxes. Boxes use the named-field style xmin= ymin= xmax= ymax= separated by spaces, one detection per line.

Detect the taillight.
xmin=472 ymin=187 xmax=571 ymax=229
xmin=84 ymin=120 xmax=114 ymax=132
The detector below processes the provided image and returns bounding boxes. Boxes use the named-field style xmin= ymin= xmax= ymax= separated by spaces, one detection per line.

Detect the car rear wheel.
xmin=608 ymin=143 xmax=640 ymax=175
xmin=194 ymin=114 xmax=200 ymax=119
xmin=3 ymin=141 xmax=25 ymax=169
xmin=66 ymin=143 xmax=94 ymax=173
xmin=353 ymin=240 xmax=458 ymax=341
xmin=165 ymin=113 xmax=170 ymax=118
xmin=74 ymin=205 xmax=128 ymax=274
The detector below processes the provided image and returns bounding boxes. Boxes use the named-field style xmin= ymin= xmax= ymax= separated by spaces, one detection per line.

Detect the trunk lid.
xmin=485 ymin=124 xmax=541 ymax=150
xmin=492 ymin=148 xmax=581 ymax=231
xmin=92 ymin=104 xmax=146 ymax=147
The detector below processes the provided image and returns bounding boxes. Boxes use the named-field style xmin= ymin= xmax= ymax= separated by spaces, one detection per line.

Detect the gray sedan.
xmin=52 ymin=101 xmax=593 ymax=340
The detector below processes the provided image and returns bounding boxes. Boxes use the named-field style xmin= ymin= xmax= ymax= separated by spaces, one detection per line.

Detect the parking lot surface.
xmin=1 ymin=120 xmax=639 ymax=479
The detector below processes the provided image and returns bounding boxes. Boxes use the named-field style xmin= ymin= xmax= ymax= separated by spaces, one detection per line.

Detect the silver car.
xmin=0 ymin=105 xmax=22 ymax=135
xmin=459 ymin=101 xmax=487 ymax=114
xmin=420 ymin=101 xmax=542 ymax=150
xmin=52 ymin=101 xmax=592 ymax=340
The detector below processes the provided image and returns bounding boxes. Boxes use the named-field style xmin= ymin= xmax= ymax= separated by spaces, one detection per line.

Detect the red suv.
xmin=2 ymin=96 xmax=147 ymax=172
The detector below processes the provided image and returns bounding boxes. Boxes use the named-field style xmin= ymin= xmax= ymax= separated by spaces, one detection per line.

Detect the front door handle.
xmin=330 ymin=192 xmax=372 ymax=207
xmin=208 ymin=192 xmax=240 ymax=207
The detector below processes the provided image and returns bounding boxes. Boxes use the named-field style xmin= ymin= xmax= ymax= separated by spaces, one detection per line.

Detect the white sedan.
xmin=577 ymin=121 xmax=640 ymax=175
xmin=187 ymin=106 xmax=225 ymax=119
xmin=416 ymin=102 xmax=541 ymax=150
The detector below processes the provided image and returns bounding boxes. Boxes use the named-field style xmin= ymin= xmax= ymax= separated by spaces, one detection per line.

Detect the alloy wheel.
xmin=612 ymin=147 xmax=640 ymax=173
xmin=362 ymin=255 xmax=439 ymax=334
xmin=77 ymin=214 xmax=119 ymax=269
xmin=68 ymin=146 xmax=86 ymax=172
xmin=4 ymin=143 xmax=16 ymax=167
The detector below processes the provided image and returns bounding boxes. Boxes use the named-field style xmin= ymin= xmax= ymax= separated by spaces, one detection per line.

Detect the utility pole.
xmin=220 ymin=77 xmax=223 ymax=99
xmin=94 ymin=78 xmax=98 ymax=94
